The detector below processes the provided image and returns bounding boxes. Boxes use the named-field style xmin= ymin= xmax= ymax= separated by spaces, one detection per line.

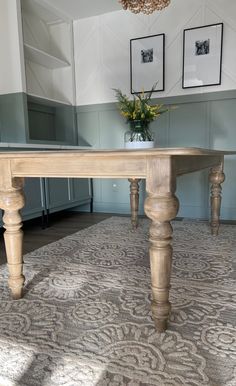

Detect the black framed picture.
xmin=182 ymin=23 xmax=223 ymax=89
xmin=130 ymin=33 xmax=165 ymax=94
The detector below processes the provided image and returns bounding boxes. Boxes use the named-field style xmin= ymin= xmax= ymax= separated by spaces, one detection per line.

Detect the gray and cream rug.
xmin=0 ymin=217 xmax=235 ymax=386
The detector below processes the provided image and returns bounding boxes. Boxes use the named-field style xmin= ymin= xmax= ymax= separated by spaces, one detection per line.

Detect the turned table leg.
xmin=0 ymin=179 xmax=25 ymax=299
xmin=209 ymin=164 xmax=225 ymax=236
xmin=129 ymin=178 xmax=141 ymax=229
xmin=144 ymin=158 xmax=179 ymax=332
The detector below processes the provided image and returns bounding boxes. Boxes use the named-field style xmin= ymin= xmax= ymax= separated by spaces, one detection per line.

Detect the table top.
xmin=0 ymin=147 xmax=235 ymax=158
xmin=0 ymin=147 xmax=235 ymax=181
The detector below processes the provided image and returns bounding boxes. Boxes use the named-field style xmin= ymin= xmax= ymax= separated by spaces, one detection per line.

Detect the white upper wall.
xmin=74 ymin=0 xmax=236 ymax=106
xmin=0 ymin=0 xmax=26 ymax=95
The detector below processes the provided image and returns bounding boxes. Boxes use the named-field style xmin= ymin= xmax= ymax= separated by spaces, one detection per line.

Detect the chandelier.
xmin=119 ymin=0 xmax=171 ymax=15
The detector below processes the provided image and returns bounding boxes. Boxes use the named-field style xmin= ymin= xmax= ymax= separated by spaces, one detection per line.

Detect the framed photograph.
xmin=130 ymin=33 xmax=165 ymax=94
xmin=182 ymin=23 xmax=223 ymax=89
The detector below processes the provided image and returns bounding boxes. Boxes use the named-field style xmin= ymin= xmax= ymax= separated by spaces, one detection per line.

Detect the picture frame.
xmin=130 ymin=33 xmax=165 ymax=94
xmin=182 ymin=23 xmax=223 ymax=89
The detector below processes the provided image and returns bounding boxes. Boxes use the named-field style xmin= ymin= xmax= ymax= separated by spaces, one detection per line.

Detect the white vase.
xmin=125 ymin=140 xmax=154 ymax=149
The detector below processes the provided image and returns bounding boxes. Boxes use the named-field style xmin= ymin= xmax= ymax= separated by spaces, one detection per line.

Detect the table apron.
xmin=174 ymin=155 xmax=223 ymax=176
xmin=6 ymin=155 xmax=225 ymax=180
xmin=10 ymin=156 xmax=147 ymax=179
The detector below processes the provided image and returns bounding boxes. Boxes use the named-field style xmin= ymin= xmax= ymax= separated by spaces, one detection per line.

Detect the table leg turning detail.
xmin=209 ymin=164 xmax=225 ymax=236
xmin=129 ymin=178 xmax=141 ymax=229
xmin=144 ymin=158 xmax=179 ymax=332
xmin=0 ymin=179 xmax=25 ymax=299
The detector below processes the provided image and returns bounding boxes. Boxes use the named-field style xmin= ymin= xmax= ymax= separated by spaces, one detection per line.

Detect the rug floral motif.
xmin=0 ymin=217 xmax=235 ymax=386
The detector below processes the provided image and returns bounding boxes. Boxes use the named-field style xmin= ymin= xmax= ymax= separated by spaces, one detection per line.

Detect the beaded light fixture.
xmin=119 ymin=0 xmax=171 ymax=14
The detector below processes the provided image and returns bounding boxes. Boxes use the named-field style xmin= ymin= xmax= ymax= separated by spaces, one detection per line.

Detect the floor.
xmin=1 ymin=215 xmax=235 ymax=384
xmin=0 ymin=211 xmax=113 ymax=265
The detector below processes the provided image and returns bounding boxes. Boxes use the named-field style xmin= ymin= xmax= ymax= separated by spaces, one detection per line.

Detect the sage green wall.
xmin=77 ymin=90 xmax=236 ymax=220
xmin=0 ymin=93 xmax=29 ymax=143
xmin=0 ymin=92 xmax=77 ymax=145
xmin=1 ymin=90 xmax=235 ymax=220
xmin=28 ymin=102 xmax=77 ymax=144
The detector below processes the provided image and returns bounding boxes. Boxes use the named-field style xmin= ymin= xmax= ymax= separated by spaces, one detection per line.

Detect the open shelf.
xmin=27 ymin=93 xmax=71 ymax=106
xmin=20 ymin=0 xmax=76 ymax=145
xmin=22 ymin=0 xmax=74 ymax=106
xmin=24 ymin=44 xmax=70 ymax=69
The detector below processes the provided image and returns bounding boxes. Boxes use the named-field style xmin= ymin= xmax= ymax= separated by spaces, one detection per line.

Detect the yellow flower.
xmin=121 ymin=111 xmax=130 ymax=118
xmin=113 ymin=85 xmax=171 ymax=125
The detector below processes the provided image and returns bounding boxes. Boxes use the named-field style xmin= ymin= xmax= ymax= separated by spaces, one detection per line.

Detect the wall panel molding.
xmin=77 ymin=90 xmax=236 ymax=220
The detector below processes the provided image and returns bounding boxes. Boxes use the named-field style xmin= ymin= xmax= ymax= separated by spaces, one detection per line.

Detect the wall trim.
xmin=76 ymin=90 xmax=236 ymax=113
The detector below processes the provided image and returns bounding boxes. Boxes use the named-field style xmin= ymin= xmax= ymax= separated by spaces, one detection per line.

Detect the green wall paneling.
xmin=70 ymin=178 xmax=91 ymax=203
xmin=150 ymin=112 xmax=169 ymax=147
xmin=44 ymin=177 xmax=91 ymax=214
xmin=77 ymin=110 xmax=100 ymax=147
xmin=21 ymin=178 xmax=45 ymax=220
xmin=77 ymin=90 xmax=236 ymax=220
xmin=210 ymin=99 xmax=236 ymax=150
xmin=210 ymin=99 xmax=236 ymax=219
xmin=28 ymin=102 xmax=57 ymax=141
xmin=27 ymin=96 xmax=77 ymax=145
xmin=168 ymin=101 xmax=210 ymax=219
xmin=54 ymin=105 xmax=77 ymax=145
xmin=99 ymin=109 xmax=126 ymax=149
xmin=0 ymin=93 xmax=29 ymax=143
xmin=77 ymin=110 xmax=102 ymax=208
xmin=45 ymin=178 xmax=71 ymax=213
xmin=0 ymin=92 xmax=78 ymax=145
xmin=168 ymin=102 xmax=209 ymax=147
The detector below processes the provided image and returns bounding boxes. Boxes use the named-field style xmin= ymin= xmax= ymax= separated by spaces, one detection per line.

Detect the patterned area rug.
xmin=0 ymin=217 xmax=235 ymax=386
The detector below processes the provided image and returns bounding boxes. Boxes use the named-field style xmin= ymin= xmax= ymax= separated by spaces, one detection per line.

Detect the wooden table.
xmin=0 ymin=147 xmax=235 ymax=332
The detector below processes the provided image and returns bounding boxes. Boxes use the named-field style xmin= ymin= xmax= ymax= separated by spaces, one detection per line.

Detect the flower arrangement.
xmin=113 ymin=84 xmax=169 ymax=142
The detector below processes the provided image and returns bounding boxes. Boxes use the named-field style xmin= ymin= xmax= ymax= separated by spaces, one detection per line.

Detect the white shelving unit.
xmin=21 ymin=0 xmax=75 ymax=105
xmin=0 ymin=2 xmax=91 ymax=222
xmin=18 ymin=0 xmax=77 ymax=144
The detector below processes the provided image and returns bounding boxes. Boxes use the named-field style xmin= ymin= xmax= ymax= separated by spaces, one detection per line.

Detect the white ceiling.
xmin=44 ymin=0 xmax=122 ymax=19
